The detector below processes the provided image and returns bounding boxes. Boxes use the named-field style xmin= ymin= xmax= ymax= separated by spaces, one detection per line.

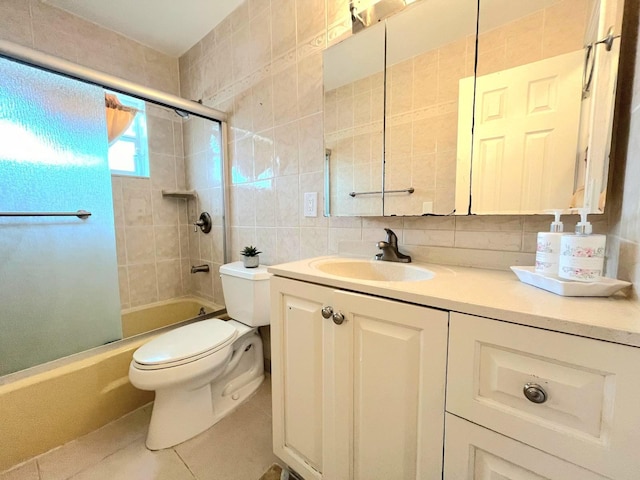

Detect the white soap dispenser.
xmin=535 ymin=210 xmax=566 ymax=276
xmin=559 ymin=208 xmax=606 ymax=282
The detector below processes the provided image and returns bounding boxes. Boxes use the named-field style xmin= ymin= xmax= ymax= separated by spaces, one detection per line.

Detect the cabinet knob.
xmin=523 ymin=383 xmax=547 ymax=404
xmin=321 ymin=306 xmax=334 ymax=319
xmin=332 ymin=312 xmax=345 ymax=325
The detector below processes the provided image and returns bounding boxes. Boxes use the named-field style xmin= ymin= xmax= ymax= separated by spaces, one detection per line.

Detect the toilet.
xmin=128 ymin=261 xmax=271 ymax=450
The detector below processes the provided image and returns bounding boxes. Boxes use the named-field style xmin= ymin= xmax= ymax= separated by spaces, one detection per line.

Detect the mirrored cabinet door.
xmin=383 ymin=0 xmax=478 ymax=216
xmin=322 ymin=0 xmax=624 ymax=217
xmin=324 ymin=22 xmax=386 ymax=217
xmin=465 ymin=0 xmax=624 ymax=215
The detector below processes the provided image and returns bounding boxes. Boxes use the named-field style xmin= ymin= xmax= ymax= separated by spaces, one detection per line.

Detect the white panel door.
xmin=271 ymin=277 xmax=331 ymax=480
xmin=470 ymin=50 xmax=583 ymax=213
xmin=335 ymin=291 xmax=449 ymax=480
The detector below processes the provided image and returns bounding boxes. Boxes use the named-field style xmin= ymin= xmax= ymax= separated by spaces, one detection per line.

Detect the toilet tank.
xmin=219 ymin=262 xmax=271 ymax=326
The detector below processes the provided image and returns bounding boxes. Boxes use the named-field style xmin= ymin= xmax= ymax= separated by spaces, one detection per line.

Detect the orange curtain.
xmin=105 ymin=94 xmax=138 ymax=145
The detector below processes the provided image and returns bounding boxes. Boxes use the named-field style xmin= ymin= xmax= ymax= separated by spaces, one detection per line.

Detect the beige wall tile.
xmin=154 ymin=226 xmax=180 ymax=261
xmin=274 ymin=123 xmax=300 ymax=176
xmin=127 ymin=264 xmax=159 ymax=307
xmin=156 ymin=260 xmax=184 ymax=300
xmin=276 ymin=227 xmax=301 ymax=263
xmin=276 ymin=175 xmax=300 ymax=226
xmin=455 ymin=231 xmax=523 ymax=251
xmin=122 ymin=179 xmax=153 ymax=226
xmin=296 ymin=0 xmax=326 ymax=44
xmin=272 ymin=63 xmax=299 ymax=126
xmin=125 ymin=227 xmax=156 ymax=264
xmin=404 ymin=229 xmax=455 ymax=247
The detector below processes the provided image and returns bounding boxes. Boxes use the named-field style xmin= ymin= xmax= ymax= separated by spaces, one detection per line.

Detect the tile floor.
xmin=1 ymin=377 xmax=279 ymax=480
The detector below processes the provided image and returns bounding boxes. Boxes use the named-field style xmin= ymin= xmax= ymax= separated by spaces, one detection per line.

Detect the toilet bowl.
xmin=129 ymin=262 xmax=271 ymax=450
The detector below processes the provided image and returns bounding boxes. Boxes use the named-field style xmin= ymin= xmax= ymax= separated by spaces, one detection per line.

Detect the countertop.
xmin=268 ymin=256 xmax=640 ymax=348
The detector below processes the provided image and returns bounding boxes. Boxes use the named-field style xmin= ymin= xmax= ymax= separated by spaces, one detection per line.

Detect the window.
xmin=107 ymin=91 xmax=149 ymax=177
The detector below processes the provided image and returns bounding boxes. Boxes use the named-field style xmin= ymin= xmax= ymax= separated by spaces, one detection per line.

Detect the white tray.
xmin=510 ymin=266 xmax=631 ymax=297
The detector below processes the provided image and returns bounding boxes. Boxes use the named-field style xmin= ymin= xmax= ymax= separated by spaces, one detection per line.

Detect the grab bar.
xmin=349 ymin=187 xmax=414 ymax=197
xmin=0 ymin=210 xmax=92 ymax=219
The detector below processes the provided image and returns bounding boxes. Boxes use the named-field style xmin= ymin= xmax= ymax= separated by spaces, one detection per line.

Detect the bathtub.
xmin=0 ymin=296 xmax=225 ymax=472
xmin=121 ymin=296 xmax=223 ymax=338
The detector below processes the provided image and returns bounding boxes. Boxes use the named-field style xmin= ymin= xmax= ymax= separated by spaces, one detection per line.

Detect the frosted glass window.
xmin=107 ymin=92 xmax=149 ymax=177
xmin=0 ymin=57 xmax=122 ymax=376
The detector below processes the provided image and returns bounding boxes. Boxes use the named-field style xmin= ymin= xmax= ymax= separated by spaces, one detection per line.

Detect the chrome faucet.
xmin=375 ymin=228 xmax=411 ymax=263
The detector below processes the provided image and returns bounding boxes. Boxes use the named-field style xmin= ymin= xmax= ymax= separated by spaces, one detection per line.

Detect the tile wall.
xmin=325 ymin=71 xmax=385 ymax=216
xmin=178 ymin=0 xmax=611 ymax=279
xmin=112 ymin=104 xmax=192 ymax=309
xmin=183 ymin=119 xmax=227 ymax=306
xmin=0 ymin=0 xmax=179 ymax=95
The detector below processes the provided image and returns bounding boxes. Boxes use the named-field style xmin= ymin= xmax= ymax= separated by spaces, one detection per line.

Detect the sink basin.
xmin=310 ymin=258 xmax=434 ymax=282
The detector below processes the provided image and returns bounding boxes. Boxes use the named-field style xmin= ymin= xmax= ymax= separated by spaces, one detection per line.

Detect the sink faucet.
xmin=375 ymin=228 xmax=411 ymax=263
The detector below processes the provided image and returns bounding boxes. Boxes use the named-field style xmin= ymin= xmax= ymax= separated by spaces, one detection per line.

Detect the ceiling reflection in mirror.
xmin=463 ymin=0 xmax=623 ymax=214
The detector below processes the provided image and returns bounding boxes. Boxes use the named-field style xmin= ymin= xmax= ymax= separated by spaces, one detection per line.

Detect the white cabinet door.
xmin=271 ymin=277 xmax=331 ymax=480
xmin=444 ymin=414 xmax=609 ymax=480
xmin=334 ymin=290 xmax=449 ymax=480
xmin=272 ymin=278 xmax=449 ymax=480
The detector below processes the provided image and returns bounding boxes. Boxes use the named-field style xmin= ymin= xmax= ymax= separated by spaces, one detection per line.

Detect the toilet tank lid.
xmin=220 ymin=261 xmax=271 ymax=280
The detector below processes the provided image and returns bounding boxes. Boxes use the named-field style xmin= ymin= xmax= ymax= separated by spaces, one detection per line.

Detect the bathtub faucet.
xmin=190 ymin=264 xmax=210 ymax=274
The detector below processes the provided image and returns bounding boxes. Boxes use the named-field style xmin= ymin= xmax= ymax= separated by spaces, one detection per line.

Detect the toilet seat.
xmin=132 ymin=319 xmax=238 ymax=370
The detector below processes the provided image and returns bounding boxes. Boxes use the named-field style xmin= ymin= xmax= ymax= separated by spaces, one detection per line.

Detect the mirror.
xmin=323 ymin=22 xmax=386 ymax=216
xmin=323 ymin=0 xmax=624 ymax=216
xmin=462 ymin=0 xmax=623 ymax=214
xmin=384 ymin=0 xmax=477 ymax=216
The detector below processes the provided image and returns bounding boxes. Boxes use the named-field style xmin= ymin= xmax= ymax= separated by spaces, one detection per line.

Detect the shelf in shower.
xmin=161 ymin=189 xmax=196 ymax=199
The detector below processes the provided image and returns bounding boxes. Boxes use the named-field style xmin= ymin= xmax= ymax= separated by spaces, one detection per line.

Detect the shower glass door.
xmin=0 ymin=57 xmax=122 ymax=376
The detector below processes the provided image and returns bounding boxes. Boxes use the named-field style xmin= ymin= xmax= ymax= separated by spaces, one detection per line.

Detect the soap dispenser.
xmin=535 ymin=209 xmax=566 ymax=276
xmin=559 ymin=208 xmax=606 ymax=282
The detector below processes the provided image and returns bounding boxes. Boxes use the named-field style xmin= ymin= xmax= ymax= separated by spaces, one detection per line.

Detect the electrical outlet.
xmin=304 ymin=192 xmax=318 ymax=217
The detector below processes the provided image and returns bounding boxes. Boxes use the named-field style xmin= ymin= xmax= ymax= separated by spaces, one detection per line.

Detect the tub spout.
xmin=190 ymin=264 xmax=210 ymax=274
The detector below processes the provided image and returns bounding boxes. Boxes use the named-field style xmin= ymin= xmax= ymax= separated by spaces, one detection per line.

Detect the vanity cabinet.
xmin=446 ymin=313 xmax=640 ymax=480
xmin=271 ymin=276 xmax=448 ymax=480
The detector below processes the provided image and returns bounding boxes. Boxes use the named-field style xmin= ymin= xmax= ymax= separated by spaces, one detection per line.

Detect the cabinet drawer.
xmin=447 ymin=312 xmax=640 ymax=480
xmin=444 ymin=414 xmax=608 ymax=479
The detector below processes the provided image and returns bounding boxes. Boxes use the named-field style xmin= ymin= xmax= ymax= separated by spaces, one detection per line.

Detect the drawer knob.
xmin=321 ymin=306 xmax=334 ymax=319
xmin=523 ymin=383 xmax=547 ymax=404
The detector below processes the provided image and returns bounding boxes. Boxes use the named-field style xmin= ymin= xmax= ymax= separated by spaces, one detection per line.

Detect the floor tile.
xmin=175 ymin=398 xmax=279 ymax=480
xmin=37 ymin=405 xmax=152 ymax=480
xmin=0 ymin=461 xmax=39 ymax=480
xmin=246 ymin=374 xmax=272 ymax=418
xmin=68 ymin=440 xmax=194 ymax=480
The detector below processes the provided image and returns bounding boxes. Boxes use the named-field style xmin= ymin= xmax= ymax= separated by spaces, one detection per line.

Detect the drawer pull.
xmin=523 ymin=383 xmax=547 ymax=404
xmin=321 ymin=306 xmax=334 ymax=319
